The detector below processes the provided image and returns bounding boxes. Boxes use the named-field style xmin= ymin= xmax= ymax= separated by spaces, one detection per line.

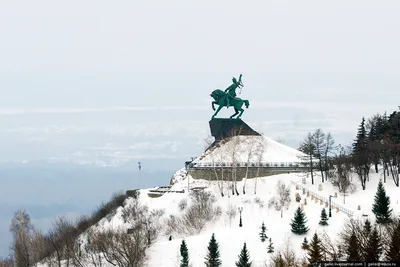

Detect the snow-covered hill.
xmin=63 ymin=168 xmax=400 ymax=267
xmin=192 ymin=135 xmax=308 ymax=167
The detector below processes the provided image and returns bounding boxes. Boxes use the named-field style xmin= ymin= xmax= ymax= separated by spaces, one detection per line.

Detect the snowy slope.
xmin=37 ymin=167 xmax=400 ymax=267
xmin=59 ymin=167 xmax=396 ymax=267
xmin=193 ymin=135 xmax=308 ymax=167
xmin=148 ymin=171 xmax=400 ymax=266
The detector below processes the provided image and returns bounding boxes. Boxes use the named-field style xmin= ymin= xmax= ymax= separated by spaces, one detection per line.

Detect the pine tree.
xmin=308 ymin=233 xmax=323 ymax=264
xmin=204 ymin=233 xmax=222 ymax=267
xmin=235 ymin=243 xmax=252 ymax=267
xmin=259 ymin=222 xmax=267 ymax=242
xmin=364 ymin=227 xmax=382 ymax=261
xmin=290 ymin=207 xmax=309 ymax=235
xmin=319 ymin=208 xmax=328 ymax=226
xmin=347 ymin=231 xmax=361 ymax=261
xmin=301 ymin=237 xmax=309 ymax=250
xmin=180 ymin=240 xmax=189 ymax=267
xmin=372 ymin=179 xmax=393 ymax=224
xmin=386 ymin=218 xmax=400 ymax=261
xmin=267 ymin=238 xmax=274 ymax=253
xmin=352 ymin=117 xmax=370 ymax=190
xmin=363 ymin=219 xmax=372 ymax=236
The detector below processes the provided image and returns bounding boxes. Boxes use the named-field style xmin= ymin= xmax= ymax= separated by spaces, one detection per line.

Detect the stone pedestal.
xmin=209 ymin=118 xmax=260 ymax=143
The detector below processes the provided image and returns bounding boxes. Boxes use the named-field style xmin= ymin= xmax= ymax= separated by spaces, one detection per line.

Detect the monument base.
xmin=208 ymin=118 xmax=260 ymax=147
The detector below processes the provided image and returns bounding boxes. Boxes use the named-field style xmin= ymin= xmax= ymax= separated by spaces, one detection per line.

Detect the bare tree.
xmin=330 ymin=145 xmax=354 ymax=204
xmin=0 ymin=257 xmax=14 ymax=267
xmin=91 ymin=227 xmax=147 ymax=267
xmin=204 ymin=136 xmax=225 ymax=197
xmin=139 ymin=209 xmax=164 ymax=246
xmin=320 ymin=231 xmax=341 ymax=261
xmin=45 ymin=216 xmax=77 ymax=267
xmin=298 ymin=132 xmax=317 ymax=185
xmin=268 ymin=238 xmax=306 ymax=267
xmin=313 ymin=129 xmax=326 ymax=182
xmin=226 ymin=135 xmax=242 ymax=196
xmin=268 ymin=180 xmax=291 ymax=218
xmin=9 ymin=209 xmax=35 ymax=267
xmin=323 ymin=132 xmax=336 ymax=179
xmin=254 ymin=137 xmax=266 ymax=194
xmin=242 ymin=136 xmax=258 ymax=194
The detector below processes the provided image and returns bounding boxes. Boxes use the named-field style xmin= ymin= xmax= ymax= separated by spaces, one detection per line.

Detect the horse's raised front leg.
xmin=211 ymin=101 xmax=216 ymax=111
xmin=212 ymin=105 xmax=223 ymax=119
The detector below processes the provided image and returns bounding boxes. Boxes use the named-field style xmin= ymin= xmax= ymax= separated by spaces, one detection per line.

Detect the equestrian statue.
xmin=210 ymin=74 xmax=250 ymax=119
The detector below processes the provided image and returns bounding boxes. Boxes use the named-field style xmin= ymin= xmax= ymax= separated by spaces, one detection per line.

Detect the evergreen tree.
xmin=352 ymin=117 xmax=370 ymax=190
xmin=372 ymin=179 xmax=393 ymax=224
xmin=364 ymin=227 xmax=382 ymax=261
xmin=363 ymin=219 xmax=372 ymax=236
xmin=386 ymin=218 xmax=400 ymax=261
xmin=308 ymin=233 xmax=323 ymax=264
xmin=319 ymin=208 xmax=328 ymax=226
xmin=290 ymin=207 xmax=309 ymax=235
xmin=301 ymin=237 xmax=309 ymax=250
xmin=235 ymin=243 xmax=252 ymax=267
xmin=180 ymin=240 xmax=189 ymax=267
xmin=267 ymin=238 xmax=274 ymax=253
xmin=347 ymin=231 xmax=361 ymax=261
xmin=204 ymin=233 xmax=222 ymax=267
xmin=259 ymin=222 xmax=267 ymax=242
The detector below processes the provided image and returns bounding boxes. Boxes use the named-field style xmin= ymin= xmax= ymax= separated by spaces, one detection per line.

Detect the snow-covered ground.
xmin=36 ymin=135 xmax=400 ymax=267
xmin=80 ymin=167 xmax=400 ymax=267
xmin=192 ymin=135 xmax=308 ymax=167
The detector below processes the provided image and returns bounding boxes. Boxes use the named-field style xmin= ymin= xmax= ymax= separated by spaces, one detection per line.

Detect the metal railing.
xmin=290 ymin=181 xmax=354 ymax=217
xmin=192 ymin=161 xmax=303 ymax=168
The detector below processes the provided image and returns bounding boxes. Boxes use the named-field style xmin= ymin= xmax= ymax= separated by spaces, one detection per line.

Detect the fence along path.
xmin=290 ymin=181 xmax=354 ymax=218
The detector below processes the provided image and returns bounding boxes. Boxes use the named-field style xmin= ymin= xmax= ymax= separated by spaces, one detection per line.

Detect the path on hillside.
xmin=290 ymin=181 xmax=355 ymax=217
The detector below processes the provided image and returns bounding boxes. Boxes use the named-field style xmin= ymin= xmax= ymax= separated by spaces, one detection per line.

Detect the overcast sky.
xmin=1 ymin=0 xmax=399 ymax=113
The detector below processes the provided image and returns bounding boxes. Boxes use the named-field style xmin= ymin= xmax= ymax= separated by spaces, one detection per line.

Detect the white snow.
xmin=193 ymin=135 xmax=308 ymax=167
xmin=37 ymin=135 xmax=400 ymax=267
xmin=52 ymin=168 xmax=397 ymax=267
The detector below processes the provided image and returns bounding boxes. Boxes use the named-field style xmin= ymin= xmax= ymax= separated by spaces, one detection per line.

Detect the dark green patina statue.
xmin=210 ymin=74 xmax=250 ymax=119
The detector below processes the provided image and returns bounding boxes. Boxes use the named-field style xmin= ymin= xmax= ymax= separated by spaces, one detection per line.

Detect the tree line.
xmin=298 ymin=108 xmax=400 ymax=191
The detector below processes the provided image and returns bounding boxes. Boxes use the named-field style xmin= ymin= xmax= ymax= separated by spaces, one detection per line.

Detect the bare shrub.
xmin=253 ymin=197 xmax=265 ymax=208
xmin=268 ymin=239 xmax=306 ymax=267
xmin=91 ymin=191 xmax=129 ymax=224
xmin=91 ymin=227 xmax=147 ymax=267
xmin=0 ymin=257 xmax=14 ymax=267
xmin=319 ymin=231 xmax=342 ymax=261
xmin=166 ymin=191 xmax=221 ymax=235
xmin=268 ymin=180 xmax=291 ymax=218
xmin=45 ymin=216 xmax=77 ymax=267
xmin=178 ymin=198 xmax=188 ymax=211
xmin=137 ymin=208 xmax=165 ymax=246
xmin=121 ymin=197 xmax=149 ymax=224
xmin=243 ymin=198 xmax=251 ymax=204
xmin=225 ymin=204 xmax=237 ymax=227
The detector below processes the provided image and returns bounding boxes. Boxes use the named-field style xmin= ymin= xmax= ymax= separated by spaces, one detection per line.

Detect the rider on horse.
xmin=224 ymin=74 xmax=243 ymax=108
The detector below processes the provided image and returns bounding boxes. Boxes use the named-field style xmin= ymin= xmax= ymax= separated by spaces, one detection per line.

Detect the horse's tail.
xmin=244 ymin=100 xmax=250 ymax=108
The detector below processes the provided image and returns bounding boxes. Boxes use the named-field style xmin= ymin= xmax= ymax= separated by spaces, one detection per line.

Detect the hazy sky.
xmin=1 ymin=0 xmax=400 ymax=257
xmin=1 ymin=1 xmax=400 ymax=111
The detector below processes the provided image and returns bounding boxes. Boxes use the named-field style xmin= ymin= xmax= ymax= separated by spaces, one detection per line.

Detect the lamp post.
xmin=185 ymin=160 xmax=193 ymax=194
xmin=329 ymin=195 xmax=334 ymax=217
xmin=238 ymin=207 xmax=243 ymax=227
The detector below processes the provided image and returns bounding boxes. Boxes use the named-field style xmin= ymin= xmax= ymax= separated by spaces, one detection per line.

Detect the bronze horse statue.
xmin=210 ymin=89 xmax=249 ymax=119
